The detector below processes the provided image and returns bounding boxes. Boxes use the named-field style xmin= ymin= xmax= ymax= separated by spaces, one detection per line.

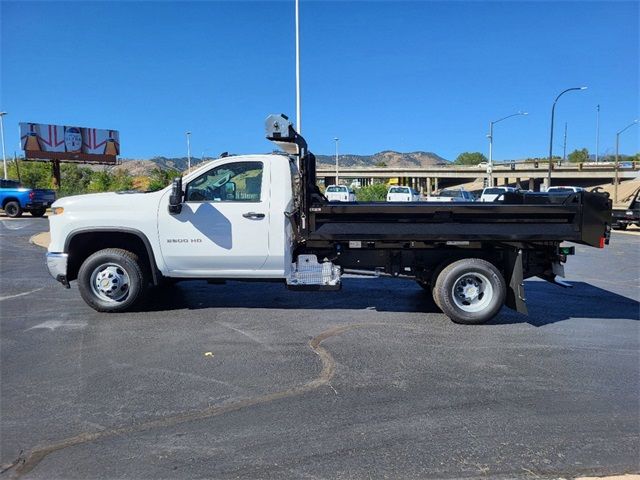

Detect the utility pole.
xmin=334 ymin=137 xmax=339 ymax=184
xmin=186 ymin=131 xmax=192 ymax=171
xmin=595 ymin=104 xmax=600 ymax=163
xmin=562 ymin=122 xmax=568 ymax=162
xmin=0 ymin=112 xmax=7 ymax=179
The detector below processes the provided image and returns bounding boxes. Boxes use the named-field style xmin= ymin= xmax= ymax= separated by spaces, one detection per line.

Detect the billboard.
xmin=20 ymin=122 xmax=120 ymax=164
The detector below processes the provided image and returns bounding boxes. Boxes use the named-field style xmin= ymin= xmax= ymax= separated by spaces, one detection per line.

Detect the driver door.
xmin=157 ymin=160 xmax=271 ymax=275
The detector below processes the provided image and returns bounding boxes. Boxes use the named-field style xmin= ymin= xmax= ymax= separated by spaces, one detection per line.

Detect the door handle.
xmin=243 ymin=212 xmax=265 ymax=219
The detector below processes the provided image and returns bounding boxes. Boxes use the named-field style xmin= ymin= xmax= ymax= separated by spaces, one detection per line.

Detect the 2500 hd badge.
xmin=166 ymin=238 xmax=203 ymax=244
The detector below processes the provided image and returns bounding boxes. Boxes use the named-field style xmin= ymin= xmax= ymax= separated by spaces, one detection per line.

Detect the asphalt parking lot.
xmin=1 ymin=217 xmax=639 ymax=479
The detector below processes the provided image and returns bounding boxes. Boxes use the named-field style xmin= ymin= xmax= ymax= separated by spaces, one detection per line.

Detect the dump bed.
xmin=307 ymin=191 xmax=612 ymax=248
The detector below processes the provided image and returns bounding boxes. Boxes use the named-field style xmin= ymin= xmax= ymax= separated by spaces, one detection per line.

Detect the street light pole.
xmin=334 ymin=137 xmax=339 ymax=184
xmin=614 ymin=119 xmax=638 ymax=204
xmin=186 ymin=131 xmax=192 ymax=172
xmin=0 ymin=112 xmax=7 ymax=180
xmin=487 ymin=111 xmax=528 ymax=187
xmin=562 ymin=122 xmax=568 ymax=162
xmin=295 ymin=0 xmax=301 ymax=134
xmin=547 ymin=86 xmax=587 ymax=189
xmin=595 ymin=104 xmax=600 ymax=163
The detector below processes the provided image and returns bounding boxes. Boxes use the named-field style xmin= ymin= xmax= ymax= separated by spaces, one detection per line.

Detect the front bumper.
xmin=46 ymin=252 xmax=70 ymax=288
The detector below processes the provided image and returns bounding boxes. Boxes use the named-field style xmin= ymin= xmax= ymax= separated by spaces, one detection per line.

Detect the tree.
xmin=59 ymin=163 xmax=93 ymax=197
xmin=355 ymin=183 xmax=388 ymax=201
xmin=148 ymin=167 xmax=181 ymax=192
xmin=455 ymin=152 xmax=487 ymax=165
xmin=567 ymin=148 xmax=589 ymax=163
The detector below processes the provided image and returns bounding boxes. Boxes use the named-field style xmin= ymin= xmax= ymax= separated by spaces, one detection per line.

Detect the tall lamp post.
xmin=334 ymin=137 xmax=339 ymax=184
xmin=295 ymin=0 xmax=301 ymax=134
xmin=614 ymin=119 xmax=638 ymax=204
xmin=547 ymin=86 xmax=587 ymax=189
xmin=487 ymin=111 xmax=527 ymax=186
xmin=595 ymin=104 xmax=600 ymax=163
xmin=186 ymin=131 xmax=192 ymax=172
xmin=0 ymin=112 xmax=7 ymax=179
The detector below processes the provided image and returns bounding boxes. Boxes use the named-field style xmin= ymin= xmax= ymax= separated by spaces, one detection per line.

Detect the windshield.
xmin=326 ymin=186 xmax=347 ymax=193
xmin=389 ymin=187 xmax=409 ymax=194
xmin=548 ymin=187 xmax=574 ymax=193
xmin=483 ymin=188 xmax=505 ymax=195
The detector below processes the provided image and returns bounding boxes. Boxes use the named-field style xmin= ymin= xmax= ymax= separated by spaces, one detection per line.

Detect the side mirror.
xmin=168 ymin=177 xmax=183 ymax=214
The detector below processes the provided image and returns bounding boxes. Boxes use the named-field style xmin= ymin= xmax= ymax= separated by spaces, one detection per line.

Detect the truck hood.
xmin=52 ymin=190 xmax=163 ymax=211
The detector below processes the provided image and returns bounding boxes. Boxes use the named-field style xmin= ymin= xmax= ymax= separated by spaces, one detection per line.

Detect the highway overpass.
xmin=317 ymin=162 xmax=640 ymax=193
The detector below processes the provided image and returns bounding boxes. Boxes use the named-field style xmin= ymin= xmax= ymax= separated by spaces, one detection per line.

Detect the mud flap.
xmin=505 ymin=249 xmax=528 ymax=315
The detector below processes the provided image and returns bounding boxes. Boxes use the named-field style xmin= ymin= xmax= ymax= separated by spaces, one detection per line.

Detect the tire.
xmin=433 ymin=258 xmax=506 ymax=325
xmin=30 ymin=207 xmax=47 ymax=217
xmin=77 ymin=248 xmax=148 ymax=313
xmin=4 ymin=201 xmax=23 ymax=218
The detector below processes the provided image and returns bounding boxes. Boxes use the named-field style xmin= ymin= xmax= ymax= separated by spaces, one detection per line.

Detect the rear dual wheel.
xmin=432 ymin=258 xmax=506 ymax=325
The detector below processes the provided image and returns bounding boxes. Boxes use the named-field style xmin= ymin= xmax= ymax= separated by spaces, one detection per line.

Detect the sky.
xmin=1 ymin=0 xmax=638 ymax=161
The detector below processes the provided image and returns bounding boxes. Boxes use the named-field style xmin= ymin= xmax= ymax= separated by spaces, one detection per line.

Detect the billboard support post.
xmin=52 ymin=160 xmax=61 ymax=190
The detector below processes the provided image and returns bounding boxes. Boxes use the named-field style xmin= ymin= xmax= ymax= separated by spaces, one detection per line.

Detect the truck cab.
xmin=47 ymin=154 xmax=297 ymax=311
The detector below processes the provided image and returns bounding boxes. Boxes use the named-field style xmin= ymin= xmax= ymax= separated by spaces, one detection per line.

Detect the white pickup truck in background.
xmin=426 ymin=188 xmax=475 ymax=202
xmin=325 ymin=185 xmax=356 ymax=202
xmin=387 ymin=186 xmax=421 ymax=202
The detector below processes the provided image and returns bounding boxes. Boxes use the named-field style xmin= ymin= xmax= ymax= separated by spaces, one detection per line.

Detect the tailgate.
xmin=32 ymin=189 xmax=57 ymax=203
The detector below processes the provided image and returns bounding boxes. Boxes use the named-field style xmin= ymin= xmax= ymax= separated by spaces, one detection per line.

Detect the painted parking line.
xmin=0 ymin=287 xmax=45 ymax=302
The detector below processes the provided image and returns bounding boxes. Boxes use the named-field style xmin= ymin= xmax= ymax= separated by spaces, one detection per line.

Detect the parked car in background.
xmin=387 ymin=186 xmax=421 ymax=202
xmin=547 ymin=186 xmax=584 ymax=193
xmin=426 ymin=188 xmax=474 ymax=202
xmin=0 ymin=179 xmax=56 ymax=218
xmin=325 ymin=185 xmax=356 ymax=202
xmin=479 ymin=186 xmax=517 ymax=202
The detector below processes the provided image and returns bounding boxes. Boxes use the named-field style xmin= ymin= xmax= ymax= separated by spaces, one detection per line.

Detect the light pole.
xmin=0 ymin=112 xmax=7 ymax=180
xmin=547 ymin=86 xmax=587 ymax=189
xmin=186 ymin=131 xmax=192 ymax=172
xmin=595 ymin=104 xmax=600 ymax=163
xmin=487 ymin=111 xmax=527 ymax=186
xmin=295 ymin=0 xmax=301 ymax=134
xmin=614 ymin=119 xmax=638 ymax=204
xmin=334 ymin=137 xmax=339 ymax=184
xmin=562 ymin=122 xmax=568 ymax=162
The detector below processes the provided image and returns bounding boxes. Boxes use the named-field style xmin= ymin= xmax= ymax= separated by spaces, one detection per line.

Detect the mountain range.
xmin=114 ymin=151 xmax=450 ymax=177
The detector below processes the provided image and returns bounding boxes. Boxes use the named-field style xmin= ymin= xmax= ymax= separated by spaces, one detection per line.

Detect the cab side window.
xmin=185 ymin=161 xmax=263 ymax=202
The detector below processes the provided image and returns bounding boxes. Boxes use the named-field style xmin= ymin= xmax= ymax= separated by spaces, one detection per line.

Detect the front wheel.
xmin=433 ymin=258 xmax=506 ymax=325
xmin=77 ymin=248 xmax=148 ymax=312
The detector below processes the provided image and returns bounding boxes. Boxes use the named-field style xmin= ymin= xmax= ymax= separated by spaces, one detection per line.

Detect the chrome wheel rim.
xmin=90 ymin=263 xmax=130 ymax=302
xmin=451 ymin=272 xmax=493 ymax=313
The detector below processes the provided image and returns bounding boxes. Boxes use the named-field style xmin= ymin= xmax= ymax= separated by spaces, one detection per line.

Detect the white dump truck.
xmin=46 ymin=115 xmax=612 ymax=324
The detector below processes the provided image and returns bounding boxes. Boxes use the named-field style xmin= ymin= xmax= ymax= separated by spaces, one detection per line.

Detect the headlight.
xmin=53 ymin=207 xmax=64 ymax=215
xmin=626 ymin=210 xmax=633 ymax=216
